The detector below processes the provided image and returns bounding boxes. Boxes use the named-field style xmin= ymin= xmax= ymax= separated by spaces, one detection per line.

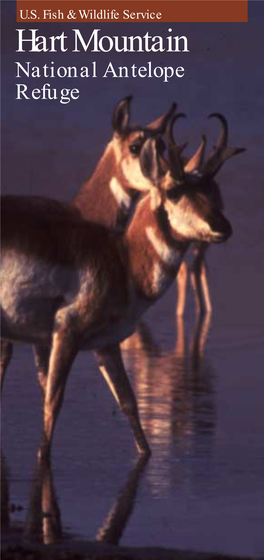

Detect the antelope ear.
xmin=140 ymin=138 xmax=160 ymax=186
xmin=147 ymin=102 xmax=177 ymax=134
xmin=112 ymin=96 xmax=132 ymax=135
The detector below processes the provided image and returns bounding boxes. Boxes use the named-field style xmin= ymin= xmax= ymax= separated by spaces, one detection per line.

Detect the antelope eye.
xmin=166 ymin=186 xmax=184 ymax=202
xmin=129 ymin=143 xmax=142 ymax=155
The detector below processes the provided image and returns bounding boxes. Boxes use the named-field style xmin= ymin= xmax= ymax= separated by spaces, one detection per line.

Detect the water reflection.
xmin=122 ymin=313 xmax=215 ymax=494
xmin=1 ymin=453 xmax=10 ymax=530
xmin=25 ymin=458 xmax=62 ymax=544
xmin=1 ymin=448 xmax=148 ymax=546
xmin=95 ymin=454 xmax=148 ymax=544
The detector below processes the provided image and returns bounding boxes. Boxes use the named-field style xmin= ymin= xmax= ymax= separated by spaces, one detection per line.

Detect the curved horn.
xmin=165 ymin=113 xmax=186 ymax=148
xmin=166 ymin=114 xmax=188 ymax=180
xmin=184 ymin=135 xmax=207 ymax=173
xmin=209 ymin=113 xmax=228 ymax=150
xmin=147 ymin=102 xmax=177 ymax=134
xmin=163 ymin=113 xmax=187 ymax=181
xmin=202 ymin=114 xmax=245 ymax=177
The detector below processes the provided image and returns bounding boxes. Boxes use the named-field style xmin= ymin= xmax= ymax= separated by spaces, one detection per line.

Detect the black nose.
xmin=211 ymin=213 xmax=233 ymax=243
xmin=222 ymin=219 xmax=233 ymax=241
xmin=221 ymin=218 xmax=233 ymax=241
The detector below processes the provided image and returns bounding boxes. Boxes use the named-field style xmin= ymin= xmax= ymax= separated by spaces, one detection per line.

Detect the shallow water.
xmin=2 ymin=281 xmax=264 ymax=557
xmin=1 ymin=2 xmax=264 ymax=556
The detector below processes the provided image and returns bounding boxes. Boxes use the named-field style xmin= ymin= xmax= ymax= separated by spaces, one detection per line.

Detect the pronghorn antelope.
xmin=0 ymin=96 xmax=175 ymax=394
xmin=72 ymin=96 xmax=176 ymax=228
xmin=169 ymin=113 xmax=245 ymax=315
xmin=1 ymin=136 xmax=233 ymax=458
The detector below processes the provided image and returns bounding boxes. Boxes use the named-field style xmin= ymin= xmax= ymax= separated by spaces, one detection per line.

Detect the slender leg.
xmin=33 ymin=345 xmax=51 ymax=396
xmin=176 ymin=260 xmax=188 ymax=316
xmin=94 ymin=344 xmax=151 ymax=457
xmin=175 ymin=314 xmax=186 ymax=358
xmin=38 ymin=330 xmax=78 ymax=460
xmin=0 ymin=340 xmax=13 ymax=395
xmin=190 ymin=245 xmax=211 ymax=315
xmin=200 ymin=260 xmax=212 ymax=314
xmin=190 ymin=311 xmax=212 ymax=370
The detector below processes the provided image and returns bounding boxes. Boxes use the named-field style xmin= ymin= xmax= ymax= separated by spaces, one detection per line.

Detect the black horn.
xmin=202 ymin=113 xmax=245 ymax=177
xmin=166 ymin=114 xmax=187 ymax=181
xmin=147 ymin=102 xmax=177 ymax=134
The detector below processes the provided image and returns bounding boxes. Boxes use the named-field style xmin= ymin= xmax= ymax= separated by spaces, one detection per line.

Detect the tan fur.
xmin=1 ymin=123 xmax=232 ymax=459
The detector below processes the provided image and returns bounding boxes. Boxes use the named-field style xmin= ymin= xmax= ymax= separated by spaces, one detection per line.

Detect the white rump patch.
xmin=110 ymin=177 xmax=132 ymax=212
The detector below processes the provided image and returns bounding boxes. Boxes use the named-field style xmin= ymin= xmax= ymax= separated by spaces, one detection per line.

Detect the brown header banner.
xmin=17 ymin=1 xmax=248 ymax=23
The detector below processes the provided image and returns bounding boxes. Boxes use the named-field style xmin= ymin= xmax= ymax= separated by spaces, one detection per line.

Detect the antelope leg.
xmin=176 ymin=260 xmax=188 ymax=316
xmin=39 ymin=330 xmax=77 ymax=460
xmin=200 ymin=260 xmax=212 ymax=314
xmin=0 ymin=340 xmax=13 ymax=395
xmin=33 ymin=345 xmax=51 ymax=396
xmin=190 ymin=246 xmax=211 ymax=315
xmin=94 ymin=344 xmax=151 ymax=457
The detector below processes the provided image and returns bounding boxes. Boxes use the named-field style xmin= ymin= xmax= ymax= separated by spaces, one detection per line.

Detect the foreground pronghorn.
xmin=172 ymin=113 xmax=244 ymax=315
xmin=1 ymin=136 xmax=233 ymax=458
xmin=0 ymin=97 xmax=175 ymax=392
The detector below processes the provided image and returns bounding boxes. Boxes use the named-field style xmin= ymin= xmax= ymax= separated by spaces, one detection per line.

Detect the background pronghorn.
xmin=169 ymin=113 xmax=245 ymax=316
xmin=0 ymin=96 xmax=176 ymax=395
xmin=1 ymin=135 xmax=233 ymax=458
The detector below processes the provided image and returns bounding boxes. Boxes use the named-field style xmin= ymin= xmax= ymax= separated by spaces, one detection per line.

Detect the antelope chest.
xmin=79 ymin=283 xmax=151 ymax=350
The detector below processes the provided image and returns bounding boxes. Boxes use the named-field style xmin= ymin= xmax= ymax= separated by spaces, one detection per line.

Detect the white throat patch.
xmin=152 ymin=261 xmax=171 ymax=295
xmin=110 ymin=177 xmax=132 ymax=212
xmin=145 ymin=227 xmax=177 ymax=267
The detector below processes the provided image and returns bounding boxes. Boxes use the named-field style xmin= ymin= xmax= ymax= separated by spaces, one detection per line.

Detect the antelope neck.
xmin=72 ymin=143 xmax=137 ymax=230
xmin=125 ymin=197 xmax=187 ymax=300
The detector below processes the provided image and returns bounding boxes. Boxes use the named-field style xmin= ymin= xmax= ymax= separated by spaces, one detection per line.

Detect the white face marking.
xmin=121 ymin=157 xmax=154 ymax=192
xmin=164 ymin=198 xmax=213 ymax=242
xmin=145 ymin=227 xmax=177 ymax=267
xmin=109 ymin=177 xmax=132 ymax=212
xmin=111 ymin=133 xmax=153 ymax=192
